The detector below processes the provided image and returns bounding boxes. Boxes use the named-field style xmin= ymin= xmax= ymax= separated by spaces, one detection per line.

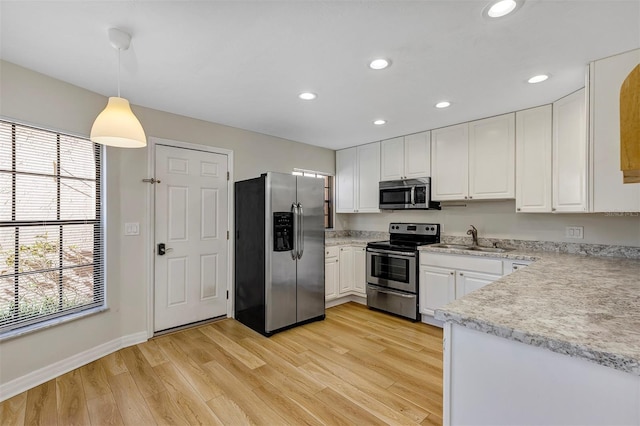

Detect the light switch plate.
xmin=565 ymin=226 xmax=584 ymax=239
xmin=124 ymin=222 xmax=140 ymax=236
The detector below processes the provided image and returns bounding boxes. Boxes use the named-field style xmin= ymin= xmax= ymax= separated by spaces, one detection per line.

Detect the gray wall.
xmin=0 ymin=60 xmax=335 ymax=385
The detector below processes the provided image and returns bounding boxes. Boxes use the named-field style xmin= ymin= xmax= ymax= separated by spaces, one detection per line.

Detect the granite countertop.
xmin=325 ymin=237 xmax=382 ymax=247
xmin=424 ymin=245 xmax=640 ymax=375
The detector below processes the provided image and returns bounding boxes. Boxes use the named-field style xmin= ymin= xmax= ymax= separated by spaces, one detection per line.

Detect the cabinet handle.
xmin=450 ymin=272 xmax=454 ymax=275
xmin=517 ymin=208 xmax=521 ymax=212
xmin=469 ymin=196 xmax=473 ymax=199
xmin=464 ymin=196 xmax=468 ymax=199
xmin=459 ymin=273 xmax=464 ymax=276
xmin=552 ymin=208 xmax=556 ymax=212
xmin=336 ymin=259 xmax=338 ymax=263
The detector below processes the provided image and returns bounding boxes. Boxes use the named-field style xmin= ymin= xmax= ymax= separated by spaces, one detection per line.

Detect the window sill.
xmin=0 ymin=306 xmax=109 ymax=342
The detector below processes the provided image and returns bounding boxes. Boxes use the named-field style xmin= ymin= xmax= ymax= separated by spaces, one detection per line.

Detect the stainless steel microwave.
xmin=379 ymin=177 xmax=437 ymax=210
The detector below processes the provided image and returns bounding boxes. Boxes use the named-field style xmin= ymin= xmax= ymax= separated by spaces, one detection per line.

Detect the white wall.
xmin=0 ymin=60 xmax=334 ymax=386
xmin=343 ymin=200 xmax=640 ymax=247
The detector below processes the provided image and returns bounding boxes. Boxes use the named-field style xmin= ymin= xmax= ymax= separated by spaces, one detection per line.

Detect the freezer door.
xmin=296 ymin=175 xmax=326 ymax=323
xmin=265 ymin=173 xmax=298 ymax=332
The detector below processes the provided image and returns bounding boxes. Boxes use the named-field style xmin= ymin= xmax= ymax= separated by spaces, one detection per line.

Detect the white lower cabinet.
xmin=325 ymin=247 xmax=339 ymax=301
xmin=353 ymin=246 xmax=366 ymax=294
xmin=455 ymin=270 xmax=502 ymax=298
xmin=338 ymin=246 xmax=354 ymax=295
xmin=419 ymin=252 xmax=518 ymax=320
xmin=326 ymin=245 xmax=367 ymax=303
xmin=420 ymin=266 xmax=456 ymax=316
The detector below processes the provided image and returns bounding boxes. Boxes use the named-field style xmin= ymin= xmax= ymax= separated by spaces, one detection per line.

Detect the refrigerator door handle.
xmin=297 ymin=202 xmax=304 ymax=259
xmin=290 ymin=203 xmax=298 ymax=260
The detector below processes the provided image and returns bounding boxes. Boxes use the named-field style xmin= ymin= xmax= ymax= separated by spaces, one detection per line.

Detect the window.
xmin=292 ymin=169 xmax=334 ymax=229
xmin=0 ymin=120 xmax=104 ymax=336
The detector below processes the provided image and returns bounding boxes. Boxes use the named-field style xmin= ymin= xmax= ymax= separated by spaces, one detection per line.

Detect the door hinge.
xmin=226 ymin=290 xmax=229 ymax=300
xmin=227 ymin=171 xmax=230 ymax=181
xmin=227 ymin=230 xmax=229 ymax=240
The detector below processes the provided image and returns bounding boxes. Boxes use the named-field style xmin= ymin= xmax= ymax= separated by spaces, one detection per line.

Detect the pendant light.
xmin=90 ymin=28 xmax=146 ymax=148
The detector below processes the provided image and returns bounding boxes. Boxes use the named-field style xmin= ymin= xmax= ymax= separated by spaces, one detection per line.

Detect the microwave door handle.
xmin=290 ymin=203 xmax=298 ymax=260
xmin=410 ymin=186 xmax=416 ymax=205
xmin=297 ymin=203 xmax=304 ymax=259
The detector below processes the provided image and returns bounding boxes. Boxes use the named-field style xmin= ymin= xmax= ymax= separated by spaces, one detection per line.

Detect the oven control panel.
xmin=389 ymin=223 xmax=439 ymax=236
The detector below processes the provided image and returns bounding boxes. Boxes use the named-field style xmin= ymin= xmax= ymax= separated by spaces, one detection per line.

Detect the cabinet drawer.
xmin=420 ymin=253 xmax=503 ymax=275
xmin=325 ymin=246 xmax=340 ymax=258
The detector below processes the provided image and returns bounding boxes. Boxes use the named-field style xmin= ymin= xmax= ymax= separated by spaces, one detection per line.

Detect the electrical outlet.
xmin=124 ymin=222 xmax=140 ymax=236
xmin=565 ymin=226 xmax=584 ymax=239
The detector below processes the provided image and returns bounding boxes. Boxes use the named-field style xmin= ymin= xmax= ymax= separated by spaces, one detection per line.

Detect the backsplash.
xmin=326 ymin=230 xmax=640 ymax=259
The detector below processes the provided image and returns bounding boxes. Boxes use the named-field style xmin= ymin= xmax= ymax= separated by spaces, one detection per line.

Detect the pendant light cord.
xmin=117 ymin=48 xmax=121 ymax=98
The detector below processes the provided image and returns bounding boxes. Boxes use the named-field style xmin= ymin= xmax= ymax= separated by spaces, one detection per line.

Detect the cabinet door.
xmin=590 ymin=49 xmax=640 ymax=212
xmin=338 ymin=246 xmax=354 ymax=294
xmin=468 ymin=113 xmax=515 ymax=200
xmin=380 ymin=137 xmax=405 ymax=181
xmin=553 ymin=88 xmax=588 ymax=212
xmin=325 ymin=256 xmax=339 ymax=300
xmin=336 ymin=147 xmax=357 ymax=213
xmin=404 ymin=131 xmax=431 ymax=179
xmin=356 ymin=142 xmax=381 ymax=212
xmin=431 ymin=124 xmax=469 ymax=201
xmin=353 ymin=246 xmax=367 ymax=295
xmin=516 ymin=105 xmax=553 ymax=213
xmin=419 ymin=266 xmax=456 ymax=316
xmin=455 ymin=270 xmax=501 ymax=298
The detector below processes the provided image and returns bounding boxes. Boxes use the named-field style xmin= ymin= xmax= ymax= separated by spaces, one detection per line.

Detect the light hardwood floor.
xmin=0 ymin=302 xmax=444 ymax=425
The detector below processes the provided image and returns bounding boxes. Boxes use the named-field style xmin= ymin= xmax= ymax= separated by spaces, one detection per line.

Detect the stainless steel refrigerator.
xmin=235 ymin=172 xmax=325 ymax=336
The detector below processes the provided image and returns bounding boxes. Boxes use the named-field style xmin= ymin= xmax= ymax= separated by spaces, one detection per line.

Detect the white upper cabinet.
xmin=432 ymin=114 xmax=514 ymax=201
xmin=380 ymin=137 xmax=405 ymax=181
xmin=336 ymin=142 xmax=380 ymax=213
xmin=516 ymin=105 xmax=553 ymax=213
xmin=468 ymin=113 xmax=515 ymax=199
xmin=404 ymin=131 xmax=431 ymax=179
xmin=589 ymin=48 xmax=640 ymax=212
xmin=553 ymin=88 xmax=588 ymax=212
xmin=380 ymin=132 xmax=431 ymax=181
xmin=336 ymin=147 xmax=357 ymax=212
xmin=431 ymin=123 xmax=469 ymax=201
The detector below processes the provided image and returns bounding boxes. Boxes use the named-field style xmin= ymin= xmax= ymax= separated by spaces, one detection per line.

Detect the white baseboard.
xmin=325 ymin=294 xmax=367 ymax=309
xmin=0 ymin=331 xmax=148 ymax=402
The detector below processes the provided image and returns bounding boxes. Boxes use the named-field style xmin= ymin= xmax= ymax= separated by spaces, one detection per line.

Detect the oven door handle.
xmin=371 ymin=287 xmax=415 ymax=298
xmin=367 ymin=248 xmax=416 ymax=258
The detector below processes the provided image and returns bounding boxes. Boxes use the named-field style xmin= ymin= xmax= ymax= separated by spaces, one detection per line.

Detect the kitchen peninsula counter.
xmin=422 ymin=244 xmax=640 ymax=425
xmin=422 ymin=246 xmax=640 ymax=375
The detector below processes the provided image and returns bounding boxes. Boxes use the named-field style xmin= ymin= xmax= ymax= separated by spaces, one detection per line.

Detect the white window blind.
xmin=0 ymin=120 xmax=104 ymax=335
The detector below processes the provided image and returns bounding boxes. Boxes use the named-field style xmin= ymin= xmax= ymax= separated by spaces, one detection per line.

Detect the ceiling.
xmin=1 ymin=1 xmax=639 ymax=150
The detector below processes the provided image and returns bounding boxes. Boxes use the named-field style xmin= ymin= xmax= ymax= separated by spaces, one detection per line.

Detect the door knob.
xmin=158 ymin=243 xmax=173 ymax=255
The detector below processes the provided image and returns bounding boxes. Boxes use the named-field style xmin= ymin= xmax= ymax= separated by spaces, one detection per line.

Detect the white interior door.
xmin=154 ymin=144 xmax=228 ymax=332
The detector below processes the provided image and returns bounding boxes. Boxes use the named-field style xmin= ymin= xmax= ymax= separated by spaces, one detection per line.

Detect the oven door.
xmin=366 ymin=248 xmax=417 ymax=293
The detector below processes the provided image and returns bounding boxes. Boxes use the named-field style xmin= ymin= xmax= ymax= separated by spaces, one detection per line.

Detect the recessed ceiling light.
xmin=373 ymin=119 xmax=387 ymax=125
xmin=527 ymin=74 xmax=549 ymax=84
xmin=369 ymin=59 xmax=390 ymax=70
xmin=298 ymin=92 xmax=317 ymax=100
xmin=484 ymin=0 xmax=522 ymax=18
xmin=435 ymin=101 xmax=451 ymax=109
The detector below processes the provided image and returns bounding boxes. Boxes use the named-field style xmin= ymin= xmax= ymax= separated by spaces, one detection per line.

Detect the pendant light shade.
xmin=90 ymin=97 xmax=146 ymax=148
xmin=90 ymin=28 xmax=146 ymax=148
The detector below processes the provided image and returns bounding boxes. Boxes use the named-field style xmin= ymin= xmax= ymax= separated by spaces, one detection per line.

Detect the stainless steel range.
xmin=366 ymin=223 xmax=440 ymax=320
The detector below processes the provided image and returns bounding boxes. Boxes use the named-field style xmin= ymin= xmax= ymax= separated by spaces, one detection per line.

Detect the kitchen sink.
xmin=431 ymin=243 xmax=512 ymax=253
xmin=431 ymin=243 xmax=471 ymax=249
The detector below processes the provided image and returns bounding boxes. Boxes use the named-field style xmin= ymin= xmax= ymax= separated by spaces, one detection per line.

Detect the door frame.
xmin=146 ymin=137 xmax=234 ymax=338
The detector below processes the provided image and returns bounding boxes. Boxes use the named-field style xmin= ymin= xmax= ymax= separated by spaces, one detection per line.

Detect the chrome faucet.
xmin=467 ymin=225 xmax=479 ymax=246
